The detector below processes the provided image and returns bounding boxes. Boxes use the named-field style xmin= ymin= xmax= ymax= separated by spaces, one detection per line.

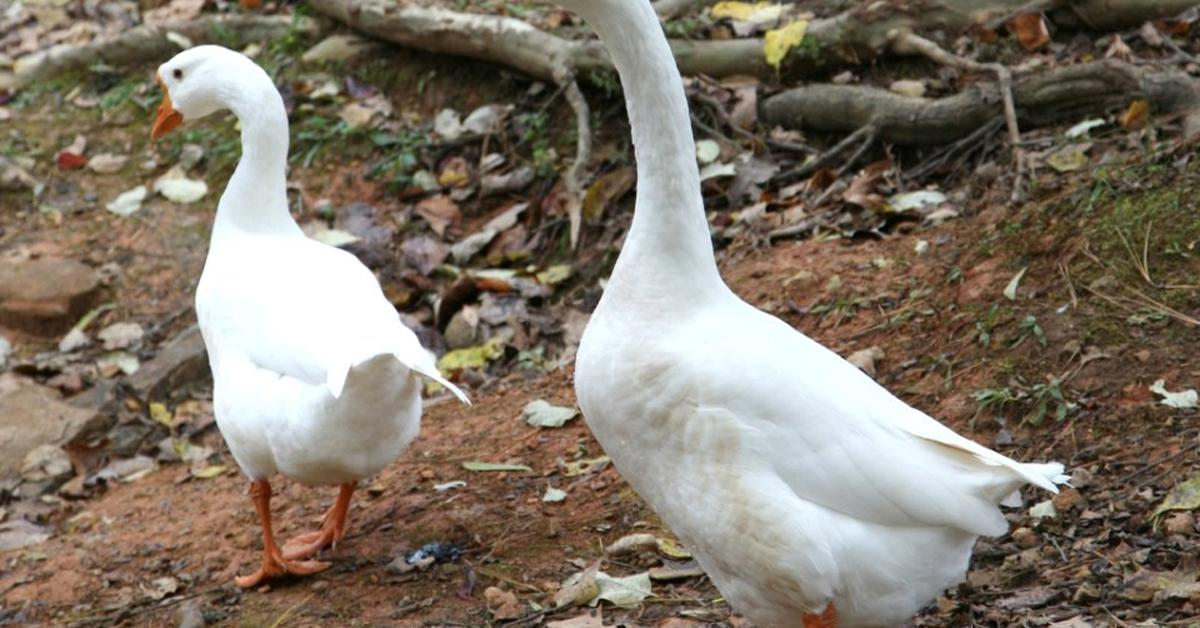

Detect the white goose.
xmin=564 ymin=1 xmax=1068 ymax=626
xmin=151 ymin=46 xmax=468 ymax=588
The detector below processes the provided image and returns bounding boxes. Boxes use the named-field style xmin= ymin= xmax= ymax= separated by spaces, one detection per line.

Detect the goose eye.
xmin=173 ymin=68 xmax=183 ymax=80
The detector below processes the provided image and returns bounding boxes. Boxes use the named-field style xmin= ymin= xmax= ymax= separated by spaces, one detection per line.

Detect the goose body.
xmin=562 ymin=1 xmax=1067 ymax=625
xmin=153 ymin=45 xmax=466 ymax=587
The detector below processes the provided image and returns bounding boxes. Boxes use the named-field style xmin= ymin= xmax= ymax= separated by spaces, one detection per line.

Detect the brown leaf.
xmin=437 ymin=156 xmax=471 ymax=188
xmin=842 ymin=159 xmax=892 ymax=211
xmin=414 ymin=195 xmax=460 ymax=237
xmin=582 ymin=167 xmax=635 ymax=222
xmin=1121 ymin=99 xmax=1150 ymax=130
xmin=1104 ymin=34 xmax=1133 ymax=61
xmin=1008 ymin=13 xmax=1050 ymax=51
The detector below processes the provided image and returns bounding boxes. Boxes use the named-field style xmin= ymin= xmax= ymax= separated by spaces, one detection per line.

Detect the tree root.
xmin=1 ymin=15 xmax=322 ymax=89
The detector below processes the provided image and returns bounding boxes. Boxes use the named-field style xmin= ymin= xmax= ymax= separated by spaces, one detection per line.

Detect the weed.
xmin=974 ymin=303 xmax=1001 ymax=348
xmin=1009 ymin=315 xmax=1046 ymax=349
xmin=1026 ymin=377 xmax=1072 ymax=425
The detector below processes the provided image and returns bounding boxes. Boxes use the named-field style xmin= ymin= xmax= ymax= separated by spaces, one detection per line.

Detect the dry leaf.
xmin=1008 ymin=13 xmax=1050 ymax=51
xmin=1121 ymin=99 xmax=1150 ymax=130
xmin=414 ymin=194 xmax=461 ymax=237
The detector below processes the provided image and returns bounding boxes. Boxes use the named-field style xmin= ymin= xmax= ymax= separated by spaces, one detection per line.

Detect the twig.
xmin=557 ymin=73 xmax=592 ymax=250
xmin=775 ymin=124 xmax=878 ymax=185
xmin=889 ymin=30 xmax=1027 ymax=202
xmin=907 ymin=117 xmax=1004 ymax=180
xmin=690 ymin=91 xmax=765 ymax=146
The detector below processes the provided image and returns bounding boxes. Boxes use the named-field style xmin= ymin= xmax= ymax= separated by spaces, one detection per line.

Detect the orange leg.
xmin=282 ymin=482 xmax=356 ymax=560
xmin=802 ymin=602 xmax=837 ymax=628
xmin=235 ymin=479 xmax=330 ymax=588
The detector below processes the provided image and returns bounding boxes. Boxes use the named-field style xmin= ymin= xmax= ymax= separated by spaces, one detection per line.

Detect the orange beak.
xmin=151 ymin=71 xmax=184 ymax=140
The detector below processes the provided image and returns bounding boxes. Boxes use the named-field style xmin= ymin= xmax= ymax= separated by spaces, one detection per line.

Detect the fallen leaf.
xmin=582 ymin=167 xmax=635 ymax=222
xmin=1008 ymin=12 xmax=1050 ymax=51
xmin=560 ymin=456 xmax=610 ymax=477
xmin=605 ymin=533 xmax=658 ymax=556
xmin=106 ymin=185 xmax=148 ymax=216
xmin=462 ymin=461 xmax=532 ymax=473
xmin=435 ymin=108 xmax=464 ymax=140
xmin=190 ymin=464 xmax=226 ymax=479
xmin=1119 ymin=569 xmax=1194 ymax=602
xmin=438 ymin=156 xmax=471 ymax=188
xmin=1029 ymin=499 xmax=1057 ymax=519
xmin=1121 ymin=99 xmax=1150 ymax=130
xmin=415 ymin=194 xmax=461 ymax=237
xmin=1153 ymin=472 xmax=1200 ymax=523
xmin=437 ymin=336 xmax=506 ymax=373
xmin=1003 ymin=266 xmax=1028 ymax=300
xmin=656 ymin=536 xmax=693 ymax=560
xmin=463 ymin=104 xmax=512 ymax=135
xmin=543 ymin=487 xmax=567 ymax=503
xmin=763 ymin=19 xmax=809 ymax=69
xmin=522 ymin=399 xmax=579 ymax=428
xmin=433 ymin=480 xmax=466 ymax=491
xmin=592 ymin=571 xmax=652 ymax=607
xmin=1046 ymin=145 xmax=1089 ymax=172
xmin=149 ymin=402 xmax=173 ymax=428
xmin=1150 ymin=379 xmax=1199 ymax=409
xmin=144 ymin=0 xmax=206 ymax=26
xmin=536 ymin=264 xmax=572 ymax=286
xmin=649 ymin=559 xmax=706 ymax=581
xmin=555 ymin=565 xmax=601 ymax=608
xmin=711 ymin=2 xmax=782 ymax=22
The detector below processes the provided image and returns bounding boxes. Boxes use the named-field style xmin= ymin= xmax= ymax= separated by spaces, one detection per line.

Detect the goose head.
xmin=151 ymin=45 xmax=276 ymax=139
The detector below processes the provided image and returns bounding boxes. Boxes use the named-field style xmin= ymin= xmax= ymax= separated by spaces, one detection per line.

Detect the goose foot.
xmin=283 ymin=481 xmax=356 ymax=560
xmin=802 ymin=602 xmax=837 ymax=628
xmin=235 ymin=479 xmax=331 ymax=588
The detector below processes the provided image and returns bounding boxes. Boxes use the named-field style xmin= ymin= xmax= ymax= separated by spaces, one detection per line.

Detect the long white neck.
xmin=564 ymin=0 xmax=725 ymax=305
xmin=213 ymin=77 xmax=300 ymax=238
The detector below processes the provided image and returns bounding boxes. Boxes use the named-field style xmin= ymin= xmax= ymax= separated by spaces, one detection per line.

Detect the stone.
xmin=846 ymin=346 xmax=885 ymax=377
xmin=126 ymin=325 xmax=209 ymax=401
xmin=0 ymin=156 xmax=37 ymax=191
xmin=19 ymin=444 xmax=73 ymax=484
xmin=0 ymin=374 xmax=100 ymax=477
xmin=0 ymin=258 xmax=100 ymax=336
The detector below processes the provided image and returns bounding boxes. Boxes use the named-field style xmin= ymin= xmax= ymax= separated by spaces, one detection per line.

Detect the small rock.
xmin=0 ymin=155 xmax=38 ymax=191
xmin=127 ymin=326 xmax=209 ymax=401
xmin=57 ymin=328 xmax=90 ymax=352
xmin=1052 ymin=487 xmax=1083 ymax=512
xmin=97 ymin=322 xmax=144 ymax=350
xmin=176 ymin=599 xmax=206 ymax=628
xmin=443 ymin=306 xmax=480 ymax=350
xmin=0 ymin=375 xmax=102 ymax=476
xmin=0 ymin=258 xmax=100 ymax=336
xmin=1011 ymin=527 xmax=1039 ymax=548
xmin=1164 ymin=512 xmax=1195 ymax=535
xmin=846 ymin=346 xmax=885 ymax=377
xmin=522 ymin=399 xmax=579 ymax=429
xmin=20 ymin=444 xmax=73 ymax=485
xmin=0 ymin=519 xmax=51 ymax=551
xmin=484 ymin=586 xmax=522 ymax=620
xmin=1134 ymin=349 xmax=1151 ymax=363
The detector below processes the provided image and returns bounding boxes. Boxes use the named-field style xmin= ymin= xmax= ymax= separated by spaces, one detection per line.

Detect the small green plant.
xmin=811 ymin=294 xmax=863 ymax=325
xmin=974 ymin=303 xmax=1001 ymax=348
xmin=1025 ymin=378 xmax=1072 ymax=425
xmin=1009 ymin=315 xmax=1046 ymax=348
xmin=969 ymin=386 xmax=1019 ymax=429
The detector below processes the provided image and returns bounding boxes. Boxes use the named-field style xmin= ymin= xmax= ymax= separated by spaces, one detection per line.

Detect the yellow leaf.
xmin=710 ymin=1 xmax=778 ymax=22
xmin=191 ymin=464 xmax=226 ymax=479
xmin=763 ymin=20 xmax=808 ymax=70
xmin=149 ymin=402 xmax=173 ymax=428
xmin=437 ymin=336 xmax=506 ymax=374
xmin=536 ymin=264 xmax=572 ymax=286
xmin=1121 ymin=99 xmax=1150 ymax=130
